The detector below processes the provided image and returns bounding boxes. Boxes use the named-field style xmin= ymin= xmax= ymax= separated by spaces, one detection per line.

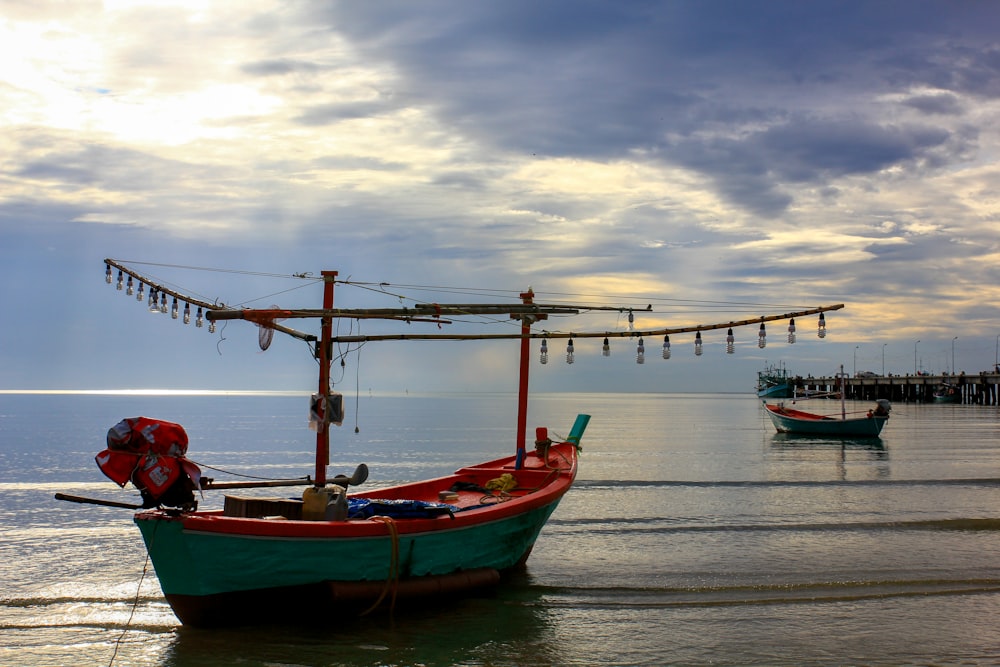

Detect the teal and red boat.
xmin=134 ymin=442 xmax=584 ymax=627
xmin=763 ymin=401 xmax=891 ymax=437
xmin=72 ymin=259 xmax=845 ymax=627
xmin=763 ymin=366 xmax=891 ymax=438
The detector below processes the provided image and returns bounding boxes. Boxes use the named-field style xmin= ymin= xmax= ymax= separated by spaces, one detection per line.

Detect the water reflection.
xmin=766 ymin=433 xmax=890 ymax=481
xmin=158 ymin=582 xmax=557 ymax=667
xmin=769 ymin=433 xmax=888 ymax=455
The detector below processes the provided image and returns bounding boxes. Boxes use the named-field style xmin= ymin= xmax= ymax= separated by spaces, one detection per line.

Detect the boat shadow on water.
xmin=768 ymin=432 xmax=888 ymax=456
xmin=157 ymin=580 xmax=557 ymax=667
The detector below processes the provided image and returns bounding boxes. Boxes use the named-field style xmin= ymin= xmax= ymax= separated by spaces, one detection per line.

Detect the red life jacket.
xmin=96 ymin=417 xmax=198 ymax=502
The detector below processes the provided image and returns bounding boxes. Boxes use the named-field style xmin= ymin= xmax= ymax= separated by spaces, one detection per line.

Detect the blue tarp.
xmin=347 ymin=498 xmax=459 ymax=519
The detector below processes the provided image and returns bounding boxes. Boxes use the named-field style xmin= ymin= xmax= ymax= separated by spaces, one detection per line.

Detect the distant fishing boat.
xmin=763 ymin=366 xmax=890 ymax=438
xmin=764 ymin=401 xmax=891 ymax=437
xmin=932 ymin=383 xmax=961 ymax=403
xmin=757 ymin=363 xmax=793 ymax=398
xmin=59 ymin=259 xmax=844 ymax=627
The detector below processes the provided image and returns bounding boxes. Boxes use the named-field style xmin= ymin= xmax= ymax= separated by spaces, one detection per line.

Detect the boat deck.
xmin=766 ymin=405 xmax=837 ymax=421
xmin=221 ymin=448 xmax=571 ymax=521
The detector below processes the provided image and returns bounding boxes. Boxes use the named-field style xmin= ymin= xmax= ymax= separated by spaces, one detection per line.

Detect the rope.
xmin=534 ymin=437 xmax=575 ymax=471
xmin=109 ymin=260 xmax=315 ymax=281
xmin=353 ymin=344 xmax=362 ymax=433
xmin=360 ymin=516 xmax=399 ymax=615
xmin=108 ymin=521 xmax=156 ymax=667
xmin=188 ymin=460 xmax=308 ymax=483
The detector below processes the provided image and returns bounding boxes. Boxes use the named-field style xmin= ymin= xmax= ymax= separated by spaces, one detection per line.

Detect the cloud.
xmin=2 ymin=0 xmax=1000 ymax=390
xmin=902 ymin=92 xmax=966 ymax=115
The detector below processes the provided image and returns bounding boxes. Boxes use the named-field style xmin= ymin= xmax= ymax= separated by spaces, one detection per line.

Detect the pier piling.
xmin=792 ymin=372 xmax=1000 ymax=405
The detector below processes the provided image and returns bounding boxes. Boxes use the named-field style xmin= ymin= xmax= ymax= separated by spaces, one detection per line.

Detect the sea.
xmin=1 ymin=391 xmax=999 ymax=667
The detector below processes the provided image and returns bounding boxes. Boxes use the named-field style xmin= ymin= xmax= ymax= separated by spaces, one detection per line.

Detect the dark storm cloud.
xmin=756 ymin=119 xmax=951 ymax=181
xmin=903 ymin=92 xmax=965 ymax=116
xmin=290 ymin=1 xmax=1000 ymax=218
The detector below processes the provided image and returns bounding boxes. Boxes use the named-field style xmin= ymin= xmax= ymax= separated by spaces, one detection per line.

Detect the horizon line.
xmin=0 ymin=389 xmax=311 ymax=396
xmin=0 ymin=388 xmax=751 ymax=397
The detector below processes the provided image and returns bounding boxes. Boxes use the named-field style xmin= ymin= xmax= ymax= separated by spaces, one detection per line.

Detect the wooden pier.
xmin=792 ymin=372 xmax=1000 ymax=405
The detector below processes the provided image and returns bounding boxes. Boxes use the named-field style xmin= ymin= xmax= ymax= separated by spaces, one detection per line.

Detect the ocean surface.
xmin=1 ymin=391 xmax=999 ymax=667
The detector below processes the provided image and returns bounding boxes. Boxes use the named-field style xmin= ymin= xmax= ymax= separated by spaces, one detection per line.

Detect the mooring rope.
xmin=108 ymin=521 xmax=156 ymax=667
xmin=360 ymin=516 xmax=400 ymax=615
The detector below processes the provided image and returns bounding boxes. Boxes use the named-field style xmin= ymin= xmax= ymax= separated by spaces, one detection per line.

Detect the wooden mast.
xmin=315 ymin=271 xmax=338 ymax=486
xmin=515 ymin=290 xmax=534 ymax=469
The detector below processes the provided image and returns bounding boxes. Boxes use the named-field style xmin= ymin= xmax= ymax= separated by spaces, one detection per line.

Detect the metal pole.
xmin=882 ymin=343 xmax=886 ymax=376
xmin=839 ymin=365 xmax=846 ymax=419
xmin=952 ymin=336 xmax=958 ymax=373
xmin=854 ymin=345 xmax=859 ymax=377
xmin=914 ymin=340 xmax=920 ymax=375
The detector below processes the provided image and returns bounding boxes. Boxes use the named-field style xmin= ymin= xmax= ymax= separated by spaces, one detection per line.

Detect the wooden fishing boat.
xmin=131 ymin=444 xmax=585 ymax=627
xmin=932 ymin=383 xmax=961 ymax=403
xmin=756 ymin=363 xmax=793 ymax=398
xmin=763 ymin=402 xmax=891 ymax=437
xmin=763 ymin=366 xmax=890 ymax=437
xmin=62 ymin=259 xmax=844 ymax=628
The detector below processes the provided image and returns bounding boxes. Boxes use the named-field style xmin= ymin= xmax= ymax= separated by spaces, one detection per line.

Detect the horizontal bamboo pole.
xmin=105 ymin=259 xmax=842 ymax=347
xmin=329 ymin=304 xmax=845 ymax=342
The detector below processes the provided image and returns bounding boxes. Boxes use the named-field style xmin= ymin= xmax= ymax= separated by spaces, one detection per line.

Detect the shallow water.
xmin=2 ymin=392 xmax=999 ymax=666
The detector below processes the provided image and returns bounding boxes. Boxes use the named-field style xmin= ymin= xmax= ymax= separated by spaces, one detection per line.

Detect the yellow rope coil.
xmin=484 ymin=473 xmax=518 ymax=493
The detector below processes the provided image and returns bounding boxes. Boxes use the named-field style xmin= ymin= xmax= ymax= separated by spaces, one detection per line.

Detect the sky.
xmin=2 ymin=0 xmax=1000 ymax=396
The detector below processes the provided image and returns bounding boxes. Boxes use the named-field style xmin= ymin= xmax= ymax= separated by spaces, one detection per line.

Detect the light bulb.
xmin=662 ymin=335 xmax=671 ymax=360
xmin=637 ymin=338 xmax=645 ymax=364
xmin=566 ymin=338 xmax=574 ymax=364
xmin=183 ymin=303 xmax=191 ymax=324
xmin=540 ymin=338 xmax=548 ymax=364
xmin=137 ymin=283 xmax=144 ymax=301
xmin=818 ymin=313 xmax=827 ymax=338
xmin=196 ymin=307 xmax=204 ymax=328
xmin=160 ymin=293 xmax=168 ymax=313
xmin=787 ymin=318 xmax=796 ymax=344
xmin=171 ymin=298 xmax=179 ymax=319
xmin=758 ymin=323 xmax=767 ymax=349
xmin=116 ymin=271 xmax=124 ymax=291
xmin=695 ymin=331 xmax=703 ymax=356
xmin=602 ymin=337 xmax=610 ymax=357
xmin=726 ymin=328 xmax=735 ymax=354
xmin=105 ymin=265 xmax=112 ymax=284
xmin=126 ymin=276 xmax=134 ymax=296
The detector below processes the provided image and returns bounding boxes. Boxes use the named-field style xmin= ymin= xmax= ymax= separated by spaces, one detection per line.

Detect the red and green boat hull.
xmin=134 ymin=442 xmax=578 ymax=627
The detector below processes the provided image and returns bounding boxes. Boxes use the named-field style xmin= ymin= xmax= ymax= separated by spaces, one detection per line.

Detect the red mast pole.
xmin=514 ymin=289 xmax=544 ymax=469
xmin=314 ymin=270 xmax=338 ymax=486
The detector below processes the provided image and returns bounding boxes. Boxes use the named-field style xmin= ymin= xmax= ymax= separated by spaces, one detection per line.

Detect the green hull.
xmin=135 ymin=500 xmax=561 ymax=599
xmin=765 ymin=406 xmax=888 ymax=438
xmin=131 ymin=439 xmax=581 ymax=626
